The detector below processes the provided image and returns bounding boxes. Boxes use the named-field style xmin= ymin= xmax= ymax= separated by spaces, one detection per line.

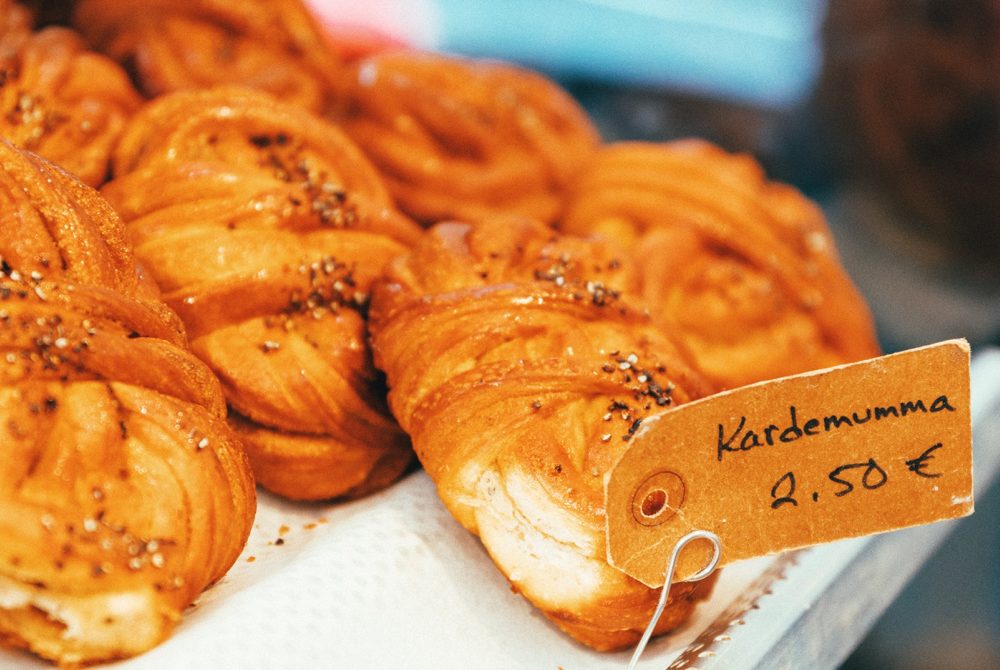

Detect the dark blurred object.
xmin=16 ymin=0 xmax=72 ymax=26
xmin=575 ymin=84 xmax=790 ymax=165
xmin=820 ymin=0 xmax=1000 ymax=266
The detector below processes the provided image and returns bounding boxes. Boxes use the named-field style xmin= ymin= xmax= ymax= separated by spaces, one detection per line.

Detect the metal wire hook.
xmin=626 ymin=529 xmax=722 ymax=670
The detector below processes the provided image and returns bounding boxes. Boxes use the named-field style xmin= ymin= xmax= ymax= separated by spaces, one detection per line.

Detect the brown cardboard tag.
xmin=605 ymin=340 xmax=973 ymax=588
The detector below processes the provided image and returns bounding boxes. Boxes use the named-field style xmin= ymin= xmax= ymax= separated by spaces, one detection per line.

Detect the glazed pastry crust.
xmin=334 ymin=51 xmax=601 ymax=226
xmin=72 ymin=0 xmax=341 ymax=113
xmin=561 ymin=140 xmax=881 ymax=388
xmin=0 ymin=139 xmax=255 ymax=666
xmin=103 ymin=87 xmax=417 ymax=501
xmin=0 ymin=9 xmax=140 ymax=186
xmin=370 ymin=218 xmax=717 ymax=650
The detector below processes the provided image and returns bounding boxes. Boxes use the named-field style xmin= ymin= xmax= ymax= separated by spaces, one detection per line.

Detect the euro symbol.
xmin=906 ymin=442 xmax=943 ymax=478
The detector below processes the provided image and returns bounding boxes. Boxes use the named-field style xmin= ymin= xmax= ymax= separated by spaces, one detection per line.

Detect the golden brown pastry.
xmin=369 ymin=217 xmax=717 ymax=651
xmin=561 ymin=140 xmax=880 ymax=389
xmin=0 ymin=9 xmax=140 ymax=186
xmin=0 ymin=138 xmax=255 ymax=666
xmin=333 ymin=51 xmax=601 ymax=226
xmin=0 ymin=0 xmax=32 ymax=46
xmin=72 ymin=0 xmax=342 ymax=113
xmin=102 ymin=87 xmax=418 ymax=501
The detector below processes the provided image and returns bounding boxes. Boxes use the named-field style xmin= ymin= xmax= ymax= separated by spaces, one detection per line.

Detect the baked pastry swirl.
xmin=0 ymin=8 xmax=140 ymax=186
xmin=72 ymin=0 xmax=341 ymax=113
xmin=333 ymin=51 xmax=601 ymax=226
xmin=0 ymin=139 xmax=255 ymax=666
xmin=102 ymin=87 xmax=418 ymax=500
xmin=369 ymin=217 xmax=717 ymax=650
xmin=561 ymin=140 xmax=880 ymax=388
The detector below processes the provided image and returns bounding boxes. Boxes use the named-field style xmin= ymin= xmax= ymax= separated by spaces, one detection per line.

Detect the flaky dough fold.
xmin=370 ymin=218 xmax=717 ymax=650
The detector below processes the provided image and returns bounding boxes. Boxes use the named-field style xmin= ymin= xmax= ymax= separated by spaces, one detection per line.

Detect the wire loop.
xmin=626 ymin=530 xmax=722 ymax=670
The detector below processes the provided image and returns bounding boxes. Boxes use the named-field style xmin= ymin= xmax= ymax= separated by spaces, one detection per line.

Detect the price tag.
xmin=605 ymin=340 xmax=973 ymax=588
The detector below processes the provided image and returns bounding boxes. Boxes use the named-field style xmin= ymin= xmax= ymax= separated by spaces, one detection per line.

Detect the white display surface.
xmin=4 ymin=349 xmax=998 ymax=669
xmin=1 ymin=466 xmax=781 ymax=669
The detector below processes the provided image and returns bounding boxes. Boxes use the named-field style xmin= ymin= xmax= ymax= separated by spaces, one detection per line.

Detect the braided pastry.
xmin=0 ymin=11 xmax=140 ymax=187
xmin=72 ymin=0 xmax=342 ymax=114
xmin=0 ymin=139 xmax=255 ymax=666
xmin=561 ymin=140 xmax=880 ymax=389
xmin=333 ymin=51 xmax=600 ymax=226
xmin=102 ymin=87 xmax=418 ymax=500
xmin=369 ymin=218 xmax=717 ymax=651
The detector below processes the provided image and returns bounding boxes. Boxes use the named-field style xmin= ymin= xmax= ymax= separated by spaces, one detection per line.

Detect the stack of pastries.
xmin=0 ymin=0 xmax=881 ymax=664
